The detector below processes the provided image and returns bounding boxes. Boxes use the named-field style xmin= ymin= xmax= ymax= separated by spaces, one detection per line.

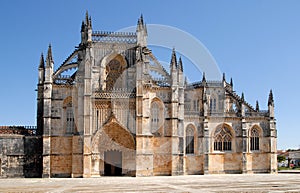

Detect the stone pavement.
xmin=0 ymin=174 xmax=300 ymax=193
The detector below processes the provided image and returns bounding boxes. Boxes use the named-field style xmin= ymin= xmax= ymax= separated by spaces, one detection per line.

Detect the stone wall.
xmin=50 ymin=136 xmax=73 ymax=177
xmin=0 ymin=135 xmax=42 ymax=178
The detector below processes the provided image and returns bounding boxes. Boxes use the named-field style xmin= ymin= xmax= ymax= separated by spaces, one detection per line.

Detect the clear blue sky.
xmin=0 ymin=0 xmax=299 ymax=150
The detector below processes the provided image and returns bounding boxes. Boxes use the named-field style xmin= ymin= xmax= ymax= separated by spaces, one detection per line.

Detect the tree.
xmin=277 ymin=155 xmax=286 ymax=163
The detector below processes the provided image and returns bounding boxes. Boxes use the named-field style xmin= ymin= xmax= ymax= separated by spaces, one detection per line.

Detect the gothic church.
xmin=36 ymin=13 xmax=277 ymax=177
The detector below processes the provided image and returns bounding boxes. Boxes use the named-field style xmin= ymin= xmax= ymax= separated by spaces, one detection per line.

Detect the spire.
xmin=140 ymin=14 xmax=144 ymax=25
xmin=178 ymin=56 xmax=183 ymax=72
xmin=39 ymin=53 xmax=45 ymax=69
xmin=202 ymin=72 xmax=206 ymax=82
xmin=46 ymin=44 xmax=53 ymax=67
xmin=256 ymin=100 xmax=260 ymax=111
xmin=241 ymin=92 xmax=244 ymax=102
xmin=137 ymin=14 xmax=144 ymax=27
xmin=268 ymin=89 xmax=274 ymax=106
xmin=85 ymin=11 xmax=89 ymax=25
xmin=222 ymin=73 xmax=226 ymax=82
xmin=230 ymin=78 xmax=233 ymax=87
xmin=136 ymin=14 xmax=147 ymax=47
xmin=84 ymin=11 xmax=92 ymax=28
xmin=170 ymin=48 xmax=177 ymax=69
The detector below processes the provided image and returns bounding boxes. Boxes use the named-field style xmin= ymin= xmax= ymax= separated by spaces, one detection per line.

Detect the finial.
xmin=39 ymin=53 xmax=45 ymax=69
xmin=268 ymin=89 xmax=274 ymax=106
xmin=241 ymin=92 xmax=244 ymax=102
xmin=222 ymin=73 xmax=226 ymax=82
xmin=256 ymin=100 xmax=259 ymax=111
xmin=178 ymin=56 xmax=183 ymax=72
xmin=202 ymin=72 xmax=206 ymax=82
xmin=230 ymin=78 xmax=233 ymax=87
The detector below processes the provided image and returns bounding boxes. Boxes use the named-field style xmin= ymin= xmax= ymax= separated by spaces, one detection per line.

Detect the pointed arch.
xmin=213 ymin=123 xmax=234 ymax=151
xmin=210 ymin=94 xmax=217 ymax=112
xmin=250 ymin=125 xmax=262 ymax=151
xmin=185 ymin=124 xmax=196 ymax=154
xmin=63 ymin=96 xmax=75 ymax=134
xmin=100 ymin=53 xmax=128 ymax=90
xmin=92 ymin=116 xmax=135 ymax=153
xmin=150 ymin=97 xmax=164 ymax=135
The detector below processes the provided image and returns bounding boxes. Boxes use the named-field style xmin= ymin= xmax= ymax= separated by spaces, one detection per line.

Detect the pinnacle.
xmin=178 ymin=56 xmax=183 ymax=72
xmin=39 ymin=53 xmax=45 ymax=69
xmin=170 ymin=48 xmax=177 ymax=69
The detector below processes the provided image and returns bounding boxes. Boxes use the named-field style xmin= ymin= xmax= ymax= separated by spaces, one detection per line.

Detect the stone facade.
xmin=36 ymin=13 xmax=277 ymax=177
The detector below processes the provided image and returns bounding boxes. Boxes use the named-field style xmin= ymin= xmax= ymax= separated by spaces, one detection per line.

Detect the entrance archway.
xmin=104 ymin=150 xmax=122 ymax=176
xmin=91 ymin=115 xmax=136 ymax=176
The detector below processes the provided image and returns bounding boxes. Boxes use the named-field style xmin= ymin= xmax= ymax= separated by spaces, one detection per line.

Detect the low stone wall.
xmin=0 ymin=135 xmax=42 ymax=178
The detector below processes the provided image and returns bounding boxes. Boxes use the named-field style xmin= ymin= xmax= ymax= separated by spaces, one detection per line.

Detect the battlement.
xmin=92 ymin=31 xmax=137 ymax=43
xmin=0 ymin=126 xmax=37 ymax=136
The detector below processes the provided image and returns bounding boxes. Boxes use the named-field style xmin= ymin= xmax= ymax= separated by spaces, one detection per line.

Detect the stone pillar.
xmin=82 ymin=45 xmax=93 ymax=178
xmin=203 ymin=118 xmax=209 ymax=174
xmin=72 ymin=135 xmax=83 ymax=177
xmin=269 ymin=119 xmax=277 ymax=173
xmin=241 ymin=118 xmax=248 ymax=173
xmin=135 ymin=51 xmax=154 ymax=176
xmin=42 ymin=81 xmax=52 ymax=178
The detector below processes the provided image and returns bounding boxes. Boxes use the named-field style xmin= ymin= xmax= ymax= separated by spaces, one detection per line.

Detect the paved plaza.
xmin=0 ymin=174 xmax=300 ymax=192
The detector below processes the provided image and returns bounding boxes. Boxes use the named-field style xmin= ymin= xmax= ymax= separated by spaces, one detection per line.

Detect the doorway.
xmin=104 ymin=150 xmax=122 ymax=176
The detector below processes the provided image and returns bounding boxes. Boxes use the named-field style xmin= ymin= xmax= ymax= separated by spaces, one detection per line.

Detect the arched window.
xmin=210 ymin=98 xmax=217 ymax=112
xmin=213 ymin=126 xmax=232 ymax=151
xmin=106 ymin=58 xmax=125 ymax=90
xmin=185 ymin=126 xmax=194 ymax=154
xmin=250 ymin=127 xmax=260 ymax=151
xmin=66 ymin=103 xmax=74 ymax=134
xmin=150 ymin=101 xmax=163 ymax=135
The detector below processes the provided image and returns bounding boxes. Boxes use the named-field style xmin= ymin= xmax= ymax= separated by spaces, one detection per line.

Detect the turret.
xmin=268 ymin=89 xmax=274 ymax=118
xmin=136 ymin=14 xmax=147 ymax=47
xmin=45 ymin=44 xmax=54 ymax=83
xmin=38 ymin=53 xmax=45 ymax=84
